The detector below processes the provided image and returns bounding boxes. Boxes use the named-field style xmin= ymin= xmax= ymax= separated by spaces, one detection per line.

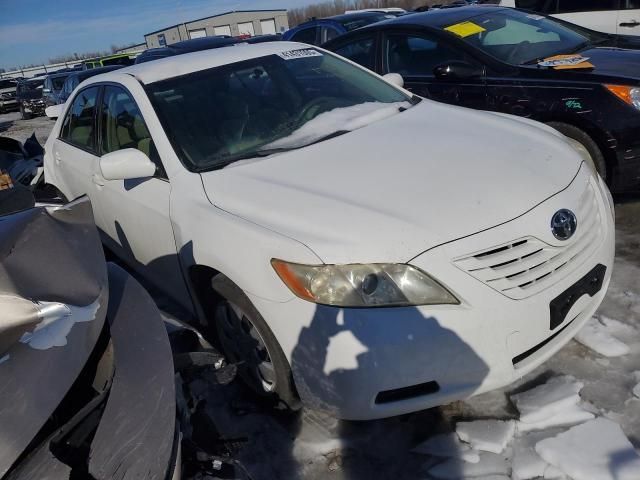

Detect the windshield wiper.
xmin=204 ymin=130 xmax=351 ymax=171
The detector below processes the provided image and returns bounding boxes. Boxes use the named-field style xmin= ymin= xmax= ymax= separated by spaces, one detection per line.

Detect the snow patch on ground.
xmin=574 ymin=316 xmax=630 ymax=357
xmin=456 ymin=419 xmax=515 ymax=454
xmin=535 ymin=417 xmax=640 ymax=480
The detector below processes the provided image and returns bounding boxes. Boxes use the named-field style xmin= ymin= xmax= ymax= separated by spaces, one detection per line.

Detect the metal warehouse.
xmin=144 ymin=10 xmax=289 ymax=48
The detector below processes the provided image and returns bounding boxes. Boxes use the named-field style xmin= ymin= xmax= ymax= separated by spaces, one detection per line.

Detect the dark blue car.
xmin=283 ymin=11 xmax=395 ymax=45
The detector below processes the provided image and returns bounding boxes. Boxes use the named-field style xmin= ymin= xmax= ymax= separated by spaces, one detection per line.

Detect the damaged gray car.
xmin=0 ymin=196 xmax=181 ymax=479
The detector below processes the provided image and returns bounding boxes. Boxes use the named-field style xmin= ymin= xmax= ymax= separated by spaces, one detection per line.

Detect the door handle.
xmin=54 ymin=151 xmax=61 ymax=165
xmin=619 ymin=20 xmax=640 ymax=27
xmin=91 ymin=174 xmax=105 ymax=187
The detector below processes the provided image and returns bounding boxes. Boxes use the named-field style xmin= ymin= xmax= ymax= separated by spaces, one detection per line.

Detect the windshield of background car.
xmin=445 ymin=9 xmax=589 ymax=65
xmin=51 ymin=76 xmax=68 ymax=90
xmin=17 ymin=80 xmax=44 ymax=99
xmin=146 ymin=48 xmax=412 ymax=171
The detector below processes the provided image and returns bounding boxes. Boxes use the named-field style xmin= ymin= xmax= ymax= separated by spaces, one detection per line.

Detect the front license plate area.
xmin=549 ymin=264 xmax=606 ymax=330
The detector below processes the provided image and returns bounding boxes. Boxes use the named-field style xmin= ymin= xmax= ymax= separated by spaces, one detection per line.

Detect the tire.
xmin=211 ymin=274 xmax=300 ymax=410
xmin=546 ymin=122 xmax=607 ymax=180
xmin=20 ymin=106 xmax=31 ymax=120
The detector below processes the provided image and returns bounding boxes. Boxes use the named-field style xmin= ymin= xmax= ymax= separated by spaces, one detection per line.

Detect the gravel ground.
xmin=2 ymin=112 xmax=639 ymax=479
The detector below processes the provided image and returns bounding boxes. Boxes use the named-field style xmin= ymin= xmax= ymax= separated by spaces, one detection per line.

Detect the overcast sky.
xmin=0 ymin=0 xmax=317 ymax=70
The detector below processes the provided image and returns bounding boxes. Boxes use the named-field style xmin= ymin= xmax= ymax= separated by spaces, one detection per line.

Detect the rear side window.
xmin=100 ymin=86 xmax=166 ymax=178
xmin=60 ymin=86 xmax=100 ymax=151
xmin=290 ymin=27 xmax=318 ymax=44
xmin=514 ymin=0 xmax=555 ymax=12
xmin=332 ymin=36 xmax=376 ymax=70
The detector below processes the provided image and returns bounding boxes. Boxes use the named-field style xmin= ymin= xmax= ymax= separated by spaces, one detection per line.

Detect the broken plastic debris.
xmin=574 ymin=317 xmax=630 ymax=357
xmin=535 ymin=417 xmax=640 ymax=480
xmin=411 ymin=432 xmax=480 ymax=463
xmin=455 ymin=419 xmax=515 ymax=454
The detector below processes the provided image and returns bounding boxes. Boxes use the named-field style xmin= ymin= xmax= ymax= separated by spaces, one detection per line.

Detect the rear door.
xmin=618 ymin=0 xmax=640 ymax=35
xmin=288 ymin=26 xmax=320 ymax=45
xmin=50 ymin=86 xmax=103 ymax=205
xmin=380 ymin=30 xmax=487 ymax=109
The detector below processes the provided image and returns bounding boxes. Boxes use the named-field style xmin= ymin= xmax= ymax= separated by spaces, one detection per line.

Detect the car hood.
xmin=200 ymin=101 xmax=582 ymax=264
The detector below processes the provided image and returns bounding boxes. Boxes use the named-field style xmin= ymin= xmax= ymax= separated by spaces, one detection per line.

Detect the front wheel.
xmin=547 ymin=122 xmax=606 ymax=180
xmin=212 ymin=275 xmax=300 ymax=410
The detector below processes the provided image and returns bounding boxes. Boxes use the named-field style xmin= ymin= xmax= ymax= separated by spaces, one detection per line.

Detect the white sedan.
xmin=44 ymin=42 xmax=614 ymax=420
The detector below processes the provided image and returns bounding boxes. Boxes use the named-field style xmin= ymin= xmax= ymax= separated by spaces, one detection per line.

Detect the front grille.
xmin=453 ymin=180 xmax=602 ymax=300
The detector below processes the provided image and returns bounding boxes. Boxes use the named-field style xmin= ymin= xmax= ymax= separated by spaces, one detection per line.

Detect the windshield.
xmin=444 ymin=9 xmax=589 ymax=65
xmin=147 ymin=48 xmax=412 ymax=171
xmin=51 ymin=76 xmax=68 ymax=90
xmin=17 ymin=79 xmax=44 ymax=99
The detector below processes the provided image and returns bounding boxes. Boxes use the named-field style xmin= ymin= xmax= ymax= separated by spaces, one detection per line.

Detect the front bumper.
xmin=253 ymin=164 xmax=615 ymax=420
xmin=20 ymin=100 xmax=46 ymax=116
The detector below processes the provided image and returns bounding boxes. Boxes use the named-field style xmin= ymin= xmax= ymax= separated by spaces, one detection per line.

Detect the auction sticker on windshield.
xmin=444 ymin=21 xmax=486 ymax=38
xmin=277 ymin=49 xmax=323 ymax=60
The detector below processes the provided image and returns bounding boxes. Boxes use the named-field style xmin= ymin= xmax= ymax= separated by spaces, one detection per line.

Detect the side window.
xmin=557 ymin=0 xmax=617 ymax=13
xmin=60 ymin=86 xmax=100 ymax=151
xmin=100 ymin=86 xmax=166 ymax=179
xmin=332 ymin=36 xmax=376 ymax=70
xmin=625 ymin=0 xmax=640 ymax=8
xmin=324 ymin=26 xmax=341 ymax=43
xmin=385 ymin=34 xmax=467 ymax=76
xmin=290 ymin=27 xmax=318 ymax=45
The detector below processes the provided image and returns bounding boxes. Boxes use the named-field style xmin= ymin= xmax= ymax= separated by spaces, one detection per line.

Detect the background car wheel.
xmin=20 ymin=106 xmax=31 ymax=120
xmin=546 ymin=122 xmax=606 ymax=180
xmin=212 ymin=275 xmax=300 ymax=410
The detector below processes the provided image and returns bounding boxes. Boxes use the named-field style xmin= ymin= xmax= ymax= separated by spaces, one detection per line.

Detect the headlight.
xmin=271 ymin=260 xmax=459 ymax=307
xmin=604 ymin=84 xmax=640 ymax=110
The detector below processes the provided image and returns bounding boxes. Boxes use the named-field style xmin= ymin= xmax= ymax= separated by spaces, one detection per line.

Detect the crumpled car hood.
xmin=201 ymin=100 xmax=582 ymax=264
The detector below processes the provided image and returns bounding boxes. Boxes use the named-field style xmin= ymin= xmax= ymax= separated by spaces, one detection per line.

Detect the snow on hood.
xmin=201 ymin=100 xmax=583 ymax=264
xmin=266 ymin=101 xmax=412 ymax=150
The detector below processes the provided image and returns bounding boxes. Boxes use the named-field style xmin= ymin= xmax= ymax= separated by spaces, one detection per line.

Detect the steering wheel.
xmin=506 ymin=40 xmax=531 ymax=65
xmin=296 ymin=96 xmax=341 ymax=124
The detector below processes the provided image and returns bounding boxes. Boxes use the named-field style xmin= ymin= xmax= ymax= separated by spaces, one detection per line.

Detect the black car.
xmin=324 ymin=6 xmax=640 ymax=191
xmin=134 ymin=34 xmax=282 ymax=64
xmin=42 ymin=71 xmax=72 ymax=106
xmin=58 ymin=65 xmax=124 ymax=104
xmin=283 ymin=11 xmax=396 ymax=44
xmin=16 ymin=77 xmax=46 ymax=120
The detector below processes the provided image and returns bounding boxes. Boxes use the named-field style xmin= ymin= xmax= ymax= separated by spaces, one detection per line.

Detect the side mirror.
xmin=45 ymin=104 xmax=64 ymax=119
xmin=100 ymin=149 xmax=156 ymax=181
xmin=433 ymin=61 xmax=483 ymax=80
xmin=382 ymin=72 xmax=404 ymax=88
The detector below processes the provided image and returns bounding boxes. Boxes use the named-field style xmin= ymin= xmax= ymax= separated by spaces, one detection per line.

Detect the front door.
xmin=381 ymin=31 xmax=487 ymax=110
xmin=92 ymin=85 xmax=191 ymax=307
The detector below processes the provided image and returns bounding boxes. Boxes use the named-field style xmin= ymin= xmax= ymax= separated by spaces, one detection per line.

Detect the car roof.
xmin=70 ymin=65 xmax=124 ymax=81
xmin=115 ymin=41 xmax=311 ymax=85
xmin=360 ymin=5 xmax=507 ymax=29
xmin=329 ymin=11 xmax=393 ymax=23
xmin=46 ymin=71 xmax=73 ymax=79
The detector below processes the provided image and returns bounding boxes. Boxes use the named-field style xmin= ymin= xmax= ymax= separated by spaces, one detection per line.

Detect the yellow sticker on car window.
xmin=444 ymin=21 xmax=486 ymax=38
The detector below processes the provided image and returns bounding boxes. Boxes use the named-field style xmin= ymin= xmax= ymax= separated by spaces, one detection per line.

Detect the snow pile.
xmin=266 ymin=101 xmax=411 ymax=149
xmin=511 ymin=376 xmax=594 ymax=432
xmin=455 ymin=420 xmax=515 ymax=454
xmin=411 ymin=432 xmax=480 ymax=463
xmin=574 ymin=316 xmax=630 ymax=357
xmin=535 ymin=417 xmax=640 ymax=480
